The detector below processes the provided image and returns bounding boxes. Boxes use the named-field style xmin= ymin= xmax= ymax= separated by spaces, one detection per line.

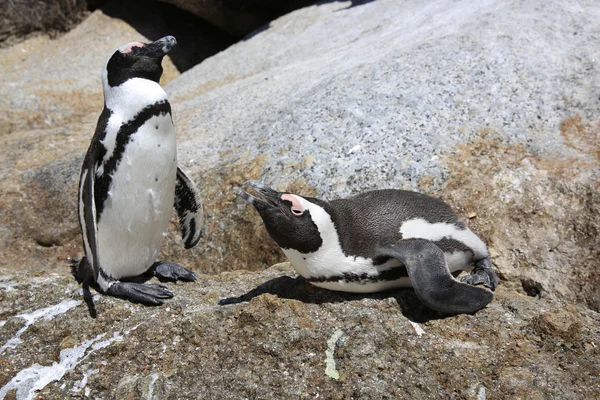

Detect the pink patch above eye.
xmin=120 ymin=42 xmax=143 ymax=54
xmin=281 ymin=194 xmax=304 ymax=211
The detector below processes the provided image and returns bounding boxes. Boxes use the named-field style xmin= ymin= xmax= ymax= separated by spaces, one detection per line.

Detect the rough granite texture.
xmin=0 ymin=264 xmax=599 ymax=399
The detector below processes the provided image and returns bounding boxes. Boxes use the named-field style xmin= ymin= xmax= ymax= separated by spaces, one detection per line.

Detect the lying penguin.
xmin=240 ymin=181 xmax=498 ymax=314
xmin=73 ymin=36 xmax=203 ymax=306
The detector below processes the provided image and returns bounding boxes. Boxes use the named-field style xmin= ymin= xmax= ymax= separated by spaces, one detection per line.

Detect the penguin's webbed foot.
xmin=106 ymin=282 xmax=174 ymax=306
xmin=150 ymin=261 xmax=197 ymax=282
xmin=460 ymin=258 xmax=499 ymax=291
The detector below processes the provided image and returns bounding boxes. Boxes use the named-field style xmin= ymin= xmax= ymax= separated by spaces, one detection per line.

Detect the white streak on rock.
xmin=72 ymin=368 xmax=99 ymax=393
xmin=347 ymin=145 xmax=361 ymax=154
xmin=477 ymin=385 xmax=487 ymax=400
xmin=0 ymin=331 xmax=126 ymax=400
xmin=409 ymin=321 xmax=425 ymax=337
xmin=147 ymin=373 xmax=159 ymax=400
xmin=0 ymin=299 xmax=81 ymax=353
xmin=0 ymin=281 xmax=18 ymax=292
xmin=324 ymin=329 xmax=344 ymax=380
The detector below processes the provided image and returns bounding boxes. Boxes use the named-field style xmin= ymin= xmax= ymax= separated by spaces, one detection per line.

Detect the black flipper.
xmin=376 ymin=238 xmax=493 ymax=314
xmin=174 ymin=167 xmax=203 ymax=249
xmin=78 ymin=151 xmax=102 ymax=283
xmin=150 ymin=261 xmax=197 ymax=282
xmin=105 ymin=282 xmax=174 ymax=306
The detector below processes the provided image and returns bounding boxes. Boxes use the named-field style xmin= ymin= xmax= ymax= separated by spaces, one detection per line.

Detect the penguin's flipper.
xmin=78 ymin=158 xmax=101 ymax=282
xmin=376 ymin=239 xmax=493 ymax=314
xmin=174 ymin=167 xmax=203 ymax=249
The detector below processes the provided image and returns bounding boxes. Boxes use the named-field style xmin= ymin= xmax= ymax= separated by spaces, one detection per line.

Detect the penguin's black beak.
xmin=139 ymin=36 xmax=177 ymax=58
xmin=239 ymin=181 xmax=282 ymax=212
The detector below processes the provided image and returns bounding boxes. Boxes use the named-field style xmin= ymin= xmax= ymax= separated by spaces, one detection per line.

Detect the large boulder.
xmin=165 ymin=0 xmax=600 ymax=309
xmin=0 ymin=264 xmax=598 ymax=399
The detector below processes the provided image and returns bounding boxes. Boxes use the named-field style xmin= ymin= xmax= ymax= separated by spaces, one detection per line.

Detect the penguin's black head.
xmin=104 ymin=36 xmax=177 ymax=87
xmin=240 ymin=181 xmax=325 ymax=254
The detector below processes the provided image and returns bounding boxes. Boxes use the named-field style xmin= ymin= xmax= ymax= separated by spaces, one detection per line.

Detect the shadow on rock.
xmin=99 ymin=0 xmax=236 ymax=71
xmin=334 ymin=0 xmax=377 ymax=11
xmin=219 ymin=275 xmax=455 ymax=323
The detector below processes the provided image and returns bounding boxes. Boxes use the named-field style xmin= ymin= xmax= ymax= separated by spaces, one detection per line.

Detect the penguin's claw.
xmin=461 ymin=273 xmax=493 ymax=289
xmin=460 ymin=258 xmax=499 ymax=291
xmin=106 ymin=282 xmax=174 ymax=306
xmin=150 ymin=261 xmax=197 ymax=282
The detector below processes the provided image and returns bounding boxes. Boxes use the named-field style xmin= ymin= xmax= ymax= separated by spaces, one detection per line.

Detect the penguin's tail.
xmin=68 ymin=257 xmax=97 ymax=318
xmin=69 ymin=257 xmax=94 ymax=284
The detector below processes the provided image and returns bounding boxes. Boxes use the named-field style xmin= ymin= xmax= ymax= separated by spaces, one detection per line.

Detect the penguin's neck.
xmin=283 ymin=200 xmax=365 ymax=278
xmin=103 ymin=78 xmax=168 ymax=121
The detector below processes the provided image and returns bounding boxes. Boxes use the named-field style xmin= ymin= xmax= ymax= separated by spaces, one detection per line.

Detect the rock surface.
xmin=0 ymin=0 xmax=598 ymax=336
xmin=1 ymin=264 xmax=599 ymax=399
xmin=0 ymin=10 xmax=179 ymax=135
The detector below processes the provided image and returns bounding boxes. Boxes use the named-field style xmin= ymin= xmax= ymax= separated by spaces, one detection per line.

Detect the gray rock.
xmin=0 ymin=265 xmax=598 ymax=398
xmin=166 ymin=0 xmax=600 ymax=308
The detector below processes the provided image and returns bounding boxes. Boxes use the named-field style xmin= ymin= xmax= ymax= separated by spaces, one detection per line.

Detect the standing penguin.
xmin=73 ymin=36 xmax=203 ymax=305
xmin=240 ymin=181 xmax=498 ymax=314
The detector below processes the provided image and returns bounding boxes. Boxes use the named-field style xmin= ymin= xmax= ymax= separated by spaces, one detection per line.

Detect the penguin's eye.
xmin=291 ymin=207 xmax=304 ymax=216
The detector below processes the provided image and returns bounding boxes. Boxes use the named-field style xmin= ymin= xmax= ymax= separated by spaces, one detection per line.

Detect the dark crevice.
xmin=98 ymin=0 xmax=237 ymax=72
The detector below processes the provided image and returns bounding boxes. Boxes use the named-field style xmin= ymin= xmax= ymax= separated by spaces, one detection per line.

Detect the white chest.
xmin=96 ymin=113 xmax=177 ymax=278
xmin=282 ymin=246 xmax=381 ymax=279
xmin=283 ymin=245 xmax=474 ymax=294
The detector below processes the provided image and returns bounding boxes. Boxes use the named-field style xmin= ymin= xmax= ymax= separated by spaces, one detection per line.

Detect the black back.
xmin=327 ymin=190 xmax=463 ymax=259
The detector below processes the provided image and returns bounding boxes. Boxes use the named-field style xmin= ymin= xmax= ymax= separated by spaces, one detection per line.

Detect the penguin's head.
xmin=240 ymin=181 xmax=328 ymax=253
xmin=103 ymin=36 xmax=177 ymax=88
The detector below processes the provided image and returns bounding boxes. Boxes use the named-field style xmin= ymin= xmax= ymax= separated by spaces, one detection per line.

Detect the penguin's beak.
xmin=139 ymin=36 xmax=177 ymax=58
xmin=239 ymin=181 xmax=281 ymax=212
